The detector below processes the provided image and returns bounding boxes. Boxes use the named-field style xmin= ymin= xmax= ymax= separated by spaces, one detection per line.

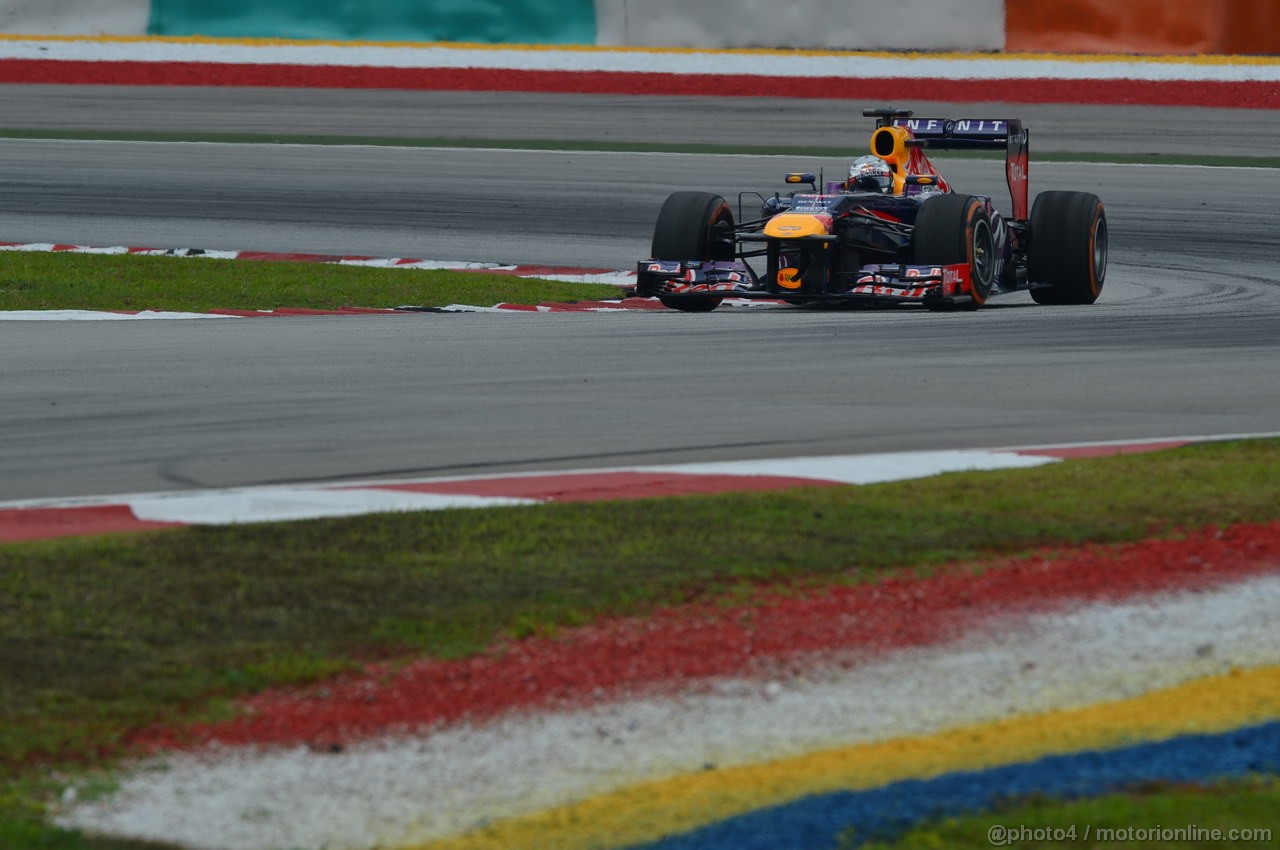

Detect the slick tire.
xmin=909 ymin=194 xmax=997 ymax=309
xmin=1028 ymin=191 xmax=1107 ymax=305
xmin=651 ymin=191 xmax=734 ymax=312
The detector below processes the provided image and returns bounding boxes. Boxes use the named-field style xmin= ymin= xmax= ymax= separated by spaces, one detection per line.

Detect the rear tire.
xmin=1028 ymin=191 xmax=1107 ymax=305
xmin=910 ymin=194 xmax=997 ymax=308
xmin=651 ymin=191 xmax=734 ymax=312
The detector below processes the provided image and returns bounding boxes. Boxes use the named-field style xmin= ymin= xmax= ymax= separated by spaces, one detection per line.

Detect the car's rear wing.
xmin=863 ymin=108 xmax=1030 ymax=221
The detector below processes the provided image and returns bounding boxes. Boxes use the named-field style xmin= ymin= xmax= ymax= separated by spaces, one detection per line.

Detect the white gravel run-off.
xmin=1 ymin=38 xmax=1278 ymax=81
xmin=55 ymin=571 xmax=1280 ymax=850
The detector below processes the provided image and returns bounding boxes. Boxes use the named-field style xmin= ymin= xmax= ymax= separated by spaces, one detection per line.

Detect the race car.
xmin=635 ymin=107 xmax=1107 ymax=312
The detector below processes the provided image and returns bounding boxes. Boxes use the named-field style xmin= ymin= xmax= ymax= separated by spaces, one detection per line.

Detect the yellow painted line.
xmin=1 ymin=33 xmax=1278 ymax=67
xmin=406 ymin=666 xmax=1280 ymax=850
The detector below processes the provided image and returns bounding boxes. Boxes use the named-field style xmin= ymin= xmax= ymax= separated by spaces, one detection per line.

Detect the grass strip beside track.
xmin=0 ymin=251 xmax=618 ymax=313
xmin=2 ymin=440 xmax=1280 ymax=846
xmin=1 ymin=128 xmax=1277 ymax=169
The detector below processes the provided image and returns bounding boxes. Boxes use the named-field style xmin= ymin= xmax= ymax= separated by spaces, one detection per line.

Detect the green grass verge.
xmin=3 ymin=440 xmax=1279 ymax=772
xmin=857 ymin=779 xmax=1278 ymax=849
xmin=0 ymin=251 xmax=619 ymax=312
xmin=3 ymin=128 xmax=1277 ymax=168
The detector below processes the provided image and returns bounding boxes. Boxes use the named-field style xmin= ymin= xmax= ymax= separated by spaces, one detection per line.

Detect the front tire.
xmin=651 ymin=191 xmax=734 ymax=312
xmin=1028 ymin=191 xmax=1107 ymax=305
xmin=910 ymin=194 xmax=997 ymax=308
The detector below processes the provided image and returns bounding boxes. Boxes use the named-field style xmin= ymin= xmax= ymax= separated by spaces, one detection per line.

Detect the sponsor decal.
xmin=665 ymin=281 xmax=740 ymax=294
xmin=777 ymin=267 xmax=802 ymax=289
xmin=764 ymin=212 xmax=833 ymax=239
xmin=851 ymin=284 xmax=931 ymax=298
xmin=941 ymin=264 xmax=970 ymax=296
xmin=647 ymin=261 xmax=683 ymax=274
xmin=791 ymin=196 xmax=835 ymax=213
xmin=896 ymin=119 xmax=1008 ymax=136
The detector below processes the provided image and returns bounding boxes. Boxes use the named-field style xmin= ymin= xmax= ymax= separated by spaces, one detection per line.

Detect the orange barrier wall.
xmin=1006 ymin=0 xmax=1280 ymax=56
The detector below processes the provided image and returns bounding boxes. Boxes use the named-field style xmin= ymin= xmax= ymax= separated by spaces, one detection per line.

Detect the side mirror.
xmin=784 ymin=172 xmax=817 ymax=191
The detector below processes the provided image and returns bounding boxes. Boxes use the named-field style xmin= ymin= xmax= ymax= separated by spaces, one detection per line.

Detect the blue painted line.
xmin=628 ymin=721 xmax=1280 ymax=850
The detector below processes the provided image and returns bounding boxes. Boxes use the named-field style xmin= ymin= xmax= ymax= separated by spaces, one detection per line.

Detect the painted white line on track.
xmin=127 ymin=488 xmax=534 ymax=525
xmin=647 ymin=450 xmax=1055 ymax=484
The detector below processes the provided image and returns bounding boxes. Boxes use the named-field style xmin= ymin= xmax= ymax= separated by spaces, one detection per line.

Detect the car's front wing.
xmin=635 ymin=260 xmax=975 ymax=306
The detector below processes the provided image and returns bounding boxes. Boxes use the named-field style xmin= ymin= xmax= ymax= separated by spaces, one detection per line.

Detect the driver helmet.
xmin=849 ymin=155 xmax=894 ymax=194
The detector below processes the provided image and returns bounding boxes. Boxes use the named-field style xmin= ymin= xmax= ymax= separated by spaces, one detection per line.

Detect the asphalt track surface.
xmin=4 ymin=86 xmax=1280 ymax=156
xmin=2 ymin=87 xmax=1278 ymax=502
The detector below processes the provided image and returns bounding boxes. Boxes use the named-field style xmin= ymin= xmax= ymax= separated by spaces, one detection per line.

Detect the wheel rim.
xmin=1092 ymin=214 xmax=1108 ymax=285
xmin=971 ymin=217 xmax=995 ymax=296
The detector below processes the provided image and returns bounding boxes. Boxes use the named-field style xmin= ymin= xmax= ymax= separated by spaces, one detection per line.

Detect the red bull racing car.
xmin=635 ymin=108 xmax=1107 ymax=312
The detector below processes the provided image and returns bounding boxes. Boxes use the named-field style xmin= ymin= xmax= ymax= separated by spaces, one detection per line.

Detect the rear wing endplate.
xmin=862 ymin=108 xmax=1030 ymax=221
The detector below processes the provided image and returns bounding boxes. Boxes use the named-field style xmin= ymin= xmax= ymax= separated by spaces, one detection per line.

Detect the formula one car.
xmin=635 ymin=107 xmax=1107 ymax=311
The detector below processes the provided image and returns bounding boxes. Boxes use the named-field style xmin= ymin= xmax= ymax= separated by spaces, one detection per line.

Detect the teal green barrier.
xmin=149 ymin=0 xmax=597 ymax=44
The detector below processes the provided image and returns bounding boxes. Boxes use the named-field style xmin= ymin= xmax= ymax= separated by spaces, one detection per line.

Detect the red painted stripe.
xmin=0 ymin=60 xmax=1274 ymax=108
xmin=0 ymin=505 xmax=184 ymax=542
xmin=127 ymin=521 xmax=1280 ymax=752
xmin=1019 ymin=440 xmax=1193 ymax=459
xmin=234 ymin=251 xmax=349 ymax=263
xmin=368 ymin=471 xmax=842 ymax=502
